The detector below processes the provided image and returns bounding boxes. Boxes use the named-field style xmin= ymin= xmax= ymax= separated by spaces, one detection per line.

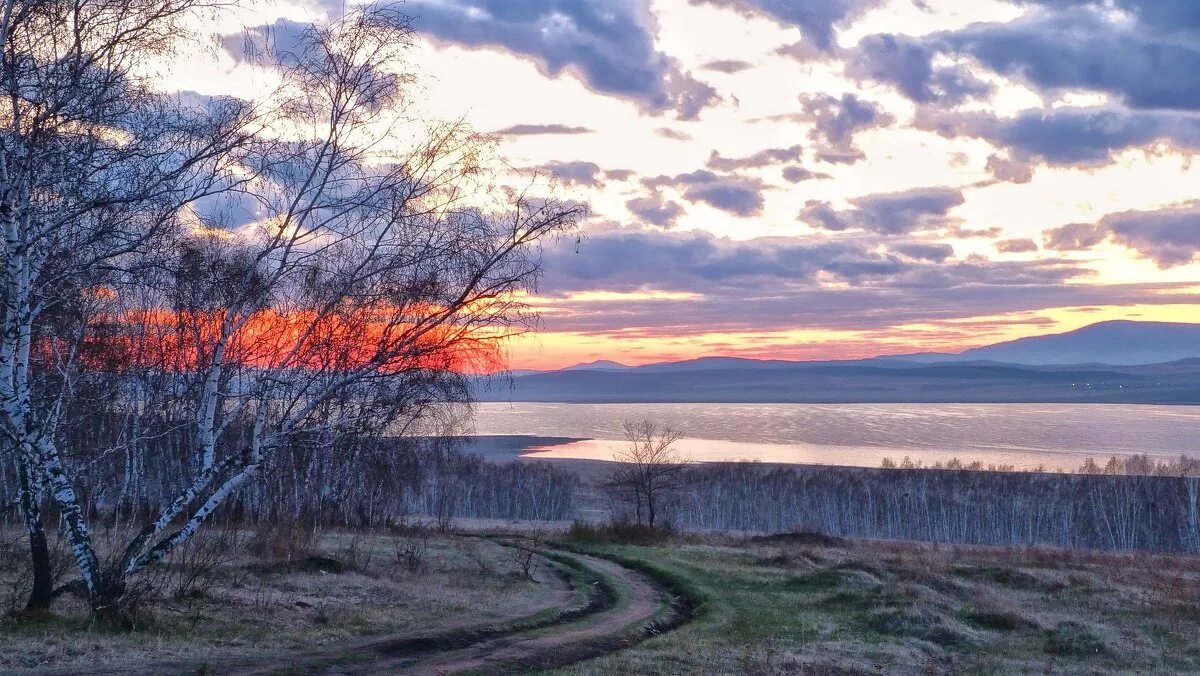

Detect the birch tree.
xmin=0 ymin=0 xmax=249 ymax=614
xmin=4 ymin=0 xmax=580 ymax=622
xmin=604 ymin=421 xmax=688 ymax=527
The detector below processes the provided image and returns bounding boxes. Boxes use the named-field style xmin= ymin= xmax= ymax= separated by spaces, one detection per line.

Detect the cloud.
xmin=800 ymin=187 xmax=964 ymax=235
xmin=702 ymin=59 xmax=753 ymax=73
xmin=683 ymin=184 xmax=764 ymax=217
xmin=846 ymin=1 xmax=1200 ymax=166
xmin=892 ymin=242 xmax=954 ymax=262
xmin=1108 ymin=210 xmax=1200 ymax=267
xmin=494 ymin=123 xmax=593 ymax=136
xmin=221 ymin=19 xmax=310 ymax=65
xmin=191 ymin=189 xmax=266 ymax=230
xmin=644 ymin=170 xmax=765 ymax=217
xmin=403 ymin=0 xmax=718 ymax=118
xmin=707 ymin=145 xmax=803 ymax=171
xmin=1044 ymin=222 xmax=1109 ymax=251
xmin=626 ymin=194 xmax=684 ymax=227
xmin=944 ymin=3 xmax=1200 ymax=112
xmin=536 ymin=160 xmax=603 ymax=186
xmin=848 ymin=33 xmax=990 ymax=105
xmin=1044 ymin=203 xmax=1200 ymax=267
xmin=534 ymin=226 xmax=1193 ymax=336
xmin=782 ymin=166 xmax=829 ymax=182
xmin=917 ymin=107 xmax=1200 ymax=165
xmin=985 ymin=153 xmax=1033 ymax=184
xmin=798 ymin=93 xmax=894 ymax=164
xmin=996 ymin=238 xmax=1038 ymax=254
xmin=695 ymin=0 xmax=884 ymax=52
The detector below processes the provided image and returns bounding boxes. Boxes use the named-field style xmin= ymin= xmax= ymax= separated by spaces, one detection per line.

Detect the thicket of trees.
xmin=671 ymin=463 xmax=1200 ymax=554
xmin=880 ymin=453 xmax=1200 ymax=476
xmin=1 ymin=0 xmax=579 ymax=622
xmin=0 ymin=433 xmax=578 ymax=528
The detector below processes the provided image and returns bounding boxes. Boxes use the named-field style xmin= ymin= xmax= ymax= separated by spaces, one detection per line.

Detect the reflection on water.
xmin=474 ymin=402 xmax=1200 ymax=470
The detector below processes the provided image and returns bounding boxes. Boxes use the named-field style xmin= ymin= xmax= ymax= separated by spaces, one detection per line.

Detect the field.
xmin=563 ymin=532 xmax=1200 ymax=674
xmin=0 ymin=525 xmax=562 ymax=673
xmin=3 ymin=522 xmax=1199 ymax=674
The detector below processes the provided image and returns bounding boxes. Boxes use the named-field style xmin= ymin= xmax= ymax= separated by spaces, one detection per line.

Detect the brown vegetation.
xmin=0 ymin=527 xmax=558 ymax=673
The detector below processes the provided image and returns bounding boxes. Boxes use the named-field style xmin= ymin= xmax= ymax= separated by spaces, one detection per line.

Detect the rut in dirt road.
xmin=54 ymin=542 xmax=695 ymax=676
xmin=281 ymin=547 xmax=690 ymax=675
xmin=366 ymin=552 xmax=670 ymax=674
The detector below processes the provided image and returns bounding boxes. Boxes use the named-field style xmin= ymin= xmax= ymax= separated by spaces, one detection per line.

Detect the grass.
xmin=0 ymin=526 xmax=557 ymax=673
xmin=5 ymin=522 xmax=1200 ymax=674
xmin=555 ymin=533 xmax=1200 ymax=675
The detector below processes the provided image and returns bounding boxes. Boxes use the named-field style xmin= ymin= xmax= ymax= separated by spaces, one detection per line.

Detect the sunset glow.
xmin=167 ymin=0 xmax=1200 ymax=371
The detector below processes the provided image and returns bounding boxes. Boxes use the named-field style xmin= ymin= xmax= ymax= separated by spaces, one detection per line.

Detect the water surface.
xmin=472 ymin=402 xmax=1200 ymax=469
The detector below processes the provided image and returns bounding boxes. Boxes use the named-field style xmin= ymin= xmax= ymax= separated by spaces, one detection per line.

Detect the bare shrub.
xmin=248 ymin=521 xmax=318 ymax=563
xmin=160 ymin=529 xmax=245 ymax=600
xmin=510 ymin=531 xmax=544 ymax=581
xmin=565 ymin=520 xmax=674 ymax=546
xmin=0 ymin=529 xmax=31 ymax=615
xmin=394 ymin=531 xmax=430 ymax=574
xmin=337 ymin=532 xmax=376 ymax=574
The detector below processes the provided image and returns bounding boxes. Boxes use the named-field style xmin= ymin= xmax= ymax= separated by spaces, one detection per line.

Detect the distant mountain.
xmin=474 ymin=321 xmax=1200 ymax=404
xmin=475 ymin=358 xmax=1200 ymax=404
xmin=558 ymin=359 xmax=632 ymax=372
xmin=902 ymin=321 xmax=1200 ymax=366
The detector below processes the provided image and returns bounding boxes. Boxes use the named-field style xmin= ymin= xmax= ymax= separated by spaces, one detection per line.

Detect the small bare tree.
xmin=603 ymin=421 xmax=688 ymax=528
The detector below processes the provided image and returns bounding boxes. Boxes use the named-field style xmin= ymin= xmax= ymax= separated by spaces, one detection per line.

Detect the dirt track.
xmin=81 ymin=540 xmax=682 ymax=675
xmin=374 ymin=552 xmax=663 ymax=674
xmin=243 ymin=545 xmax=673 ymax=675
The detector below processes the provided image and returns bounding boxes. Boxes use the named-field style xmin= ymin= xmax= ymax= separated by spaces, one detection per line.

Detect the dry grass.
xmin=0 ymin=524 xmax=558 ymax=673
xmin=557 ymin=533 xmax=1200 ymax=675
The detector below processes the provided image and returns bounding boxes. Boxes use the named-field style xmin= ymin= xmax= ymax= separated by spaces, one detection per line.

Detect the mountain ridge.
xmin=478 ymin=321 xmax=1200 ymax=404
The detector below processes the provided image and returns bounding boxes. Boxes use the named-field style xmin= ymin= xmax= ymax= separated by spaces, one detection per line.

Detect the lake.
xmin=471 ymin=402 xmax=1200 ymax=470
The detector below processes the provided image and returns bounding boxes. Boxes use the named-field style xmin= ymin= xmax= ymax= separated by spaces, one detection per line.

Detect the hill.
xmin=478 ymin=321 xmax=1200 ymax=404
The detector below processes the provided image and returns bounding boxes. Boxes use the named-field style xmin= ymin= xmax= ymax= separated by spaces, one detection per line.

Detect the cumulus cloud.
xmin=644 ymin=170 xmax=765 ymax=217
xmin=798 ymin=93 xmax=894 ymax=164
xmin=683 ymin=183 xmax=764 ymax=217
xmin=694 ymin=0 xmax=884 ymax=53
xmin=945 ymin=3 xmax=1200 ymax=112
xmin=221 ymin=19 xmax=310 ymax=64
xmin=1044 ymin=222 xmax=1109 ymax=251
xmin=985 ymin=153 xmax=1034 ymax=184
xmin=626 ymin=194 xmax=684 ymax=227
xmin=917 ymin=107 xmax=1200 ymax=165
xmin=1046 ymin=203 xmax=1200 ymax=267
xmin=996 ymin=238 xmax=1038 ymax=254
xmin=534 ymin=227 xmax=1194 ymax=336
xmin=892 ymin=242 xmax=955 ymax=262
xmin=1106 ymin=207 xmax=1200 ymax=267
xmin=848 ymin=33 xmax=990 ymax=105
xmin=800 ymin=187 xmax=964 ymax=235
xmin=707 ymin=145 xmax=803 ymax=171
xmin=846 ymin=0 xmax=1200 ymax=167
xmin=1044 ymin=203 xmax=1200 ymax=267
xmin=403 ymin=0 xmax=718 ymax=118
xmin=535 ymin=161 xmax=603 ymax=186
xmin=782 ymin=166 xmax=829 ymax=182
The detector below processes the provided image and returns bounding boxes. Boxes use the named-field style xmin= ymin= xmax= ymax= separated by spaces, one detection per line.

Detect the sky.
xmin=187 ymin=0 xmax=1200 ymax=369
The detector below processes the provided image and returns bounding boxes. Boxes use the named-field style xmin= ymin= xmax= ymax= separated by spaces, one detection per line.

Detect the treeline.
xmin=880 ymin=453 xmax=1200 ymax=477
xmin=1 ymin=429 xmax=578 ymax=528
xmin=666 ymin=463 xmax=1200 ymax=553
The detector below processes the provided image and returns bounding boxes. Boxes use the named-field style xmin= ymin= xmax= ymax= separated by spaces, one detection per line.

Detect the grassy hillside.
xmin=559 ymin=532 xmax=1200 ymax=674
